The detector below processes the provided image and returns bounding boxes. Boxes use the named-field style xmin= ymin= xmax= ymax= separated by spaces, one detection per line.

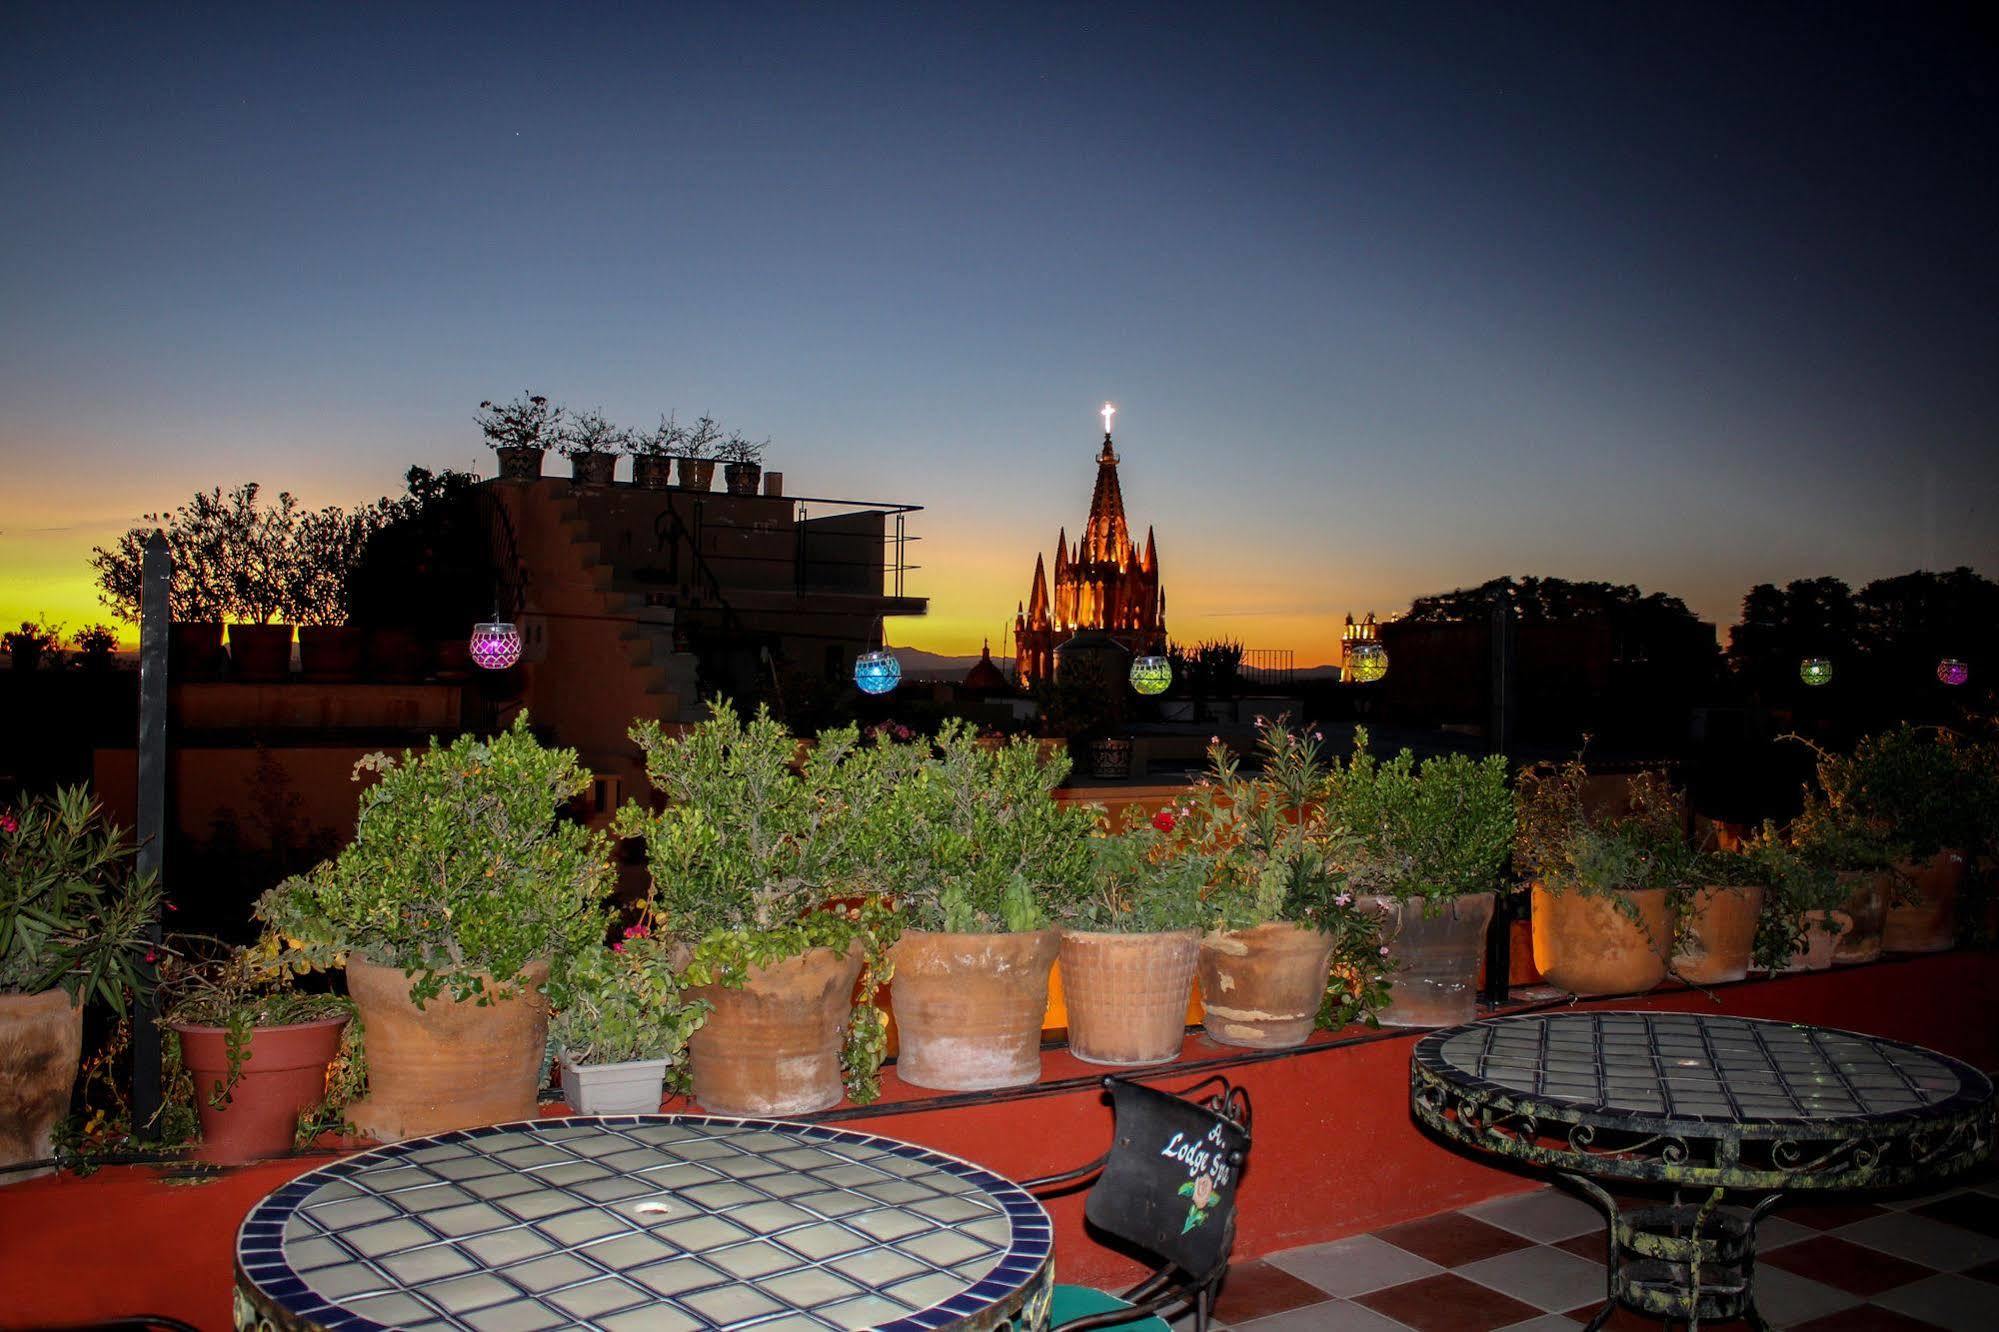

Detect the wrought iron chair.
xmin=1022 ymin=1074 xmax=1253 ymax=1332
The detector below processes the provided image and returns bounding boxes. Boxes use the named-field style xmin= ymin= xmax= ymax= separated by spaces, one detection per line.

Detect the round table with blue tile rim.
xmin=1411 ymin=1012 xmax=1995 ymax=1332
xmin=233 ymin=1115 xmax=1055 ymax=1332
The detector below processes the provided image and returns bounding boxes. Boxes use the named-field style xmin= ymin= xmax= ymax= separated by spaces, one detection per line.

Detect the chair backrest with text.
xmin=1083 ymin=1076 xmax=1252 ymax=1285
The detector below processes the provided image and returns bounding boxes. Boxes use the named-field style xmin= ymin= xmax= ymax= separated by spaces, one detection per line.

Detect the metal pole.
xmin=132 ymin=530 xmax=170 ymax=1137
xmin=1482 ymin=593 xmax=1517 ymax=1007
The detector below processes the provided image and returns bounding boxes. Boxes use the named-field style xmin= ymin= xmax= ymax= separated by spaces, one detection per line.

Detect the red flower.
xmin=0 ymin=813 xmax=15 ymax=834
xmin=610 ymin=941 xmax=626 ymax=953
xmin=143 ymin=949 xmax=157 ymax=963
xmin=623 ymin=921 xmax=650 ymax=939
xmin=1152 ymin=811 xmax=1176 ymax=833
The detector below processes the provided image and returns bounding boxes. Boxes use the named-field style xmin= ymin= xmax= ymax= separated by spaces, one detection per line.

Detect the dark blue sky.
xmin=4 ymin=3 xmax=1994 ymax=655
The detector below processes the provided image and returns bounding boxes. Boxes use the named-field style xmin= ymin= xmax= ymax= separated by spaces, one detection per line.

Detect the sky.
xmin=3 ymin=3 xmax=1995 ymax=662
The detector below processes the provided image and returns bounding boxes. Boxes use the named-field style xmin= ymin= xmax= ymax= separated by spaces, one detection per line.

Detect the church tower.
xmin=1014 ymin=405 xmax=1167 ymax=688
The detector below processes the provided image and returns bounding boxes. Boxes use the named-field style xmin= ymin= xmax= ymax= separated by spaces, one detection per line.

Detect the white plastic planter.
xmin=558 ymin=1054 xmax=671 ymax=1116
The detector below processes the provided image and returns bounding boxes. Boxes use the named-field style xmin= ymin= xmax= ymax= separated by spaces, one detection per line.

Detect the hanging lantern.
xmin=469 ymin=621 xmax=522 ymax=671
xmin=1130 ymin=655 xmax=1172 ymax=695
xmin=1799 ymin=657 xmax=1833 ymax=687
xmin=854 ymin=648 xmax=901 ymax=695
xmin=1938 ymin=658 xmax=1969 ymax=687
xmin=1347 ymin=640 xmax=1389 ymax=684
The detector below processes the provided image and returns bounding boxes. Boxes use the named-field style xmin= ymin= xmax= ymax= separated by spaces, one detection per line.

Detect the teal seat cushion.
xmin=1049 ymin=1283 xmax=1174 ymax=1332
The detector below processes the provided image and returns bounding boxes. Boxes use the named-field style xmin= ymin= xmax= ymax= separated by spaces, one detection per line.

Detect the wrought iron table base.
xmin=1563 ymin=1174 xmax=1784 ymax=1332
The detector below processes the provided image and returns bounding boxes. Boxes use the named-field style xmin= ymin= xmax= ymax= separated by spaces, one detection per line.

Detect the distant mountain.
xmin=893 ymin=647 xmax=1008 ymax=680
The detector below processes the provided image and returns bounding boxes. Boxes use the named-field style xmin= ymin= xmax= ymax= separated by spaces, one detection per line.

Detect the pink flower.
xmin=144 ymin=949 xmax=158 ymax=963
xmin=1334 ymin=893 xmax=1352 ymax=907
xmin=1152 ymin=811 xmax=1176 ymax=833
xmin=611 ymin=941 xmax=626 ymax=953
xmin=1312 ymin=731 xmax=1324 ymax=741
xmin=1209 ymin=735 xmax=1220 ymax=744
xmin=0 ymin=812 xmax=15 ymax=834
xmin=623 ymin=922 xmax=650 ymax=939
xmin=1378 ymin=945 xmax=1390 ymax=956
xmin=164 ymin=900 xmax=177 ymax=912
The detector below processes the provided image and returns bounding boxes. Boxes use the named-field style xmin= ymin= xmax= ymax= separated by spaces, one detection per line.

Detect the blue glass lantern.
xmin=855 ymin=648 xmax=901 ymax=695
xmin=1800 ymin=657 xmax=1833 ymax=688
xmin=1130 ymin=655 xmax=1172 ymax=696
xmin=1347 ymin=641 xmax=1389 ymax=684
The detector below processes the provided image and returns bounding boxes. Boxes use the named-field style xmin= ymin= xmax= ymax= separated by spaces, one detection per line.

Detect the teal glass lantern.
xmin=1347 ymin=641 xmax=1389 ymax=684
xmin=1130 ymin=655 xmax=1172 ymax=695
xmin=1938 ymin=658 xmax=1969 ymax=687
xmin=1800 ymin=657 xmax=1833 ymax=687
xmin=855 ymin=648 xmax=901 ymax=695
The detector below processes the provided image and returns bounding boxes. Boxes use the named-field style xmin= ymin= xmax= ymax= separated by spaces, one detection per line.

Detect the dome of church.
xmin=962 ymin=640 xmax=1011 ymax=696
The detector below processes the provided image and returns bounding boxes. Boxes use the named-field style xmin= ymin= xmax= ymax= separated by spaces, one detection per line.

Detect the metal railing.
xmin=1240 ymin=648 xmax=1296 ymax=688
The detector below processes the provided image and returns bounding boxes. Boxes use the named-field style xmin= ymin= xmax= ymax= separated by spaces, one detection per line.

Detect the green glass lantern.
xmin=1129 ymin=655 xmax=1172 ymax=696
xmin=1348 ymin=641 xmax=1389 ymax=684
xmin=1800 ymin=657 xmax=1833 ymax=687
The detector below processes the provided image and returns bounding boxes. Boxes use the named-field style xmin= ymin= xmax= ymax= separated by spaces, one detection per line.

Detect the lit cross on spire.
xmin=1101 ymin=402 xmax=1116 ymax=435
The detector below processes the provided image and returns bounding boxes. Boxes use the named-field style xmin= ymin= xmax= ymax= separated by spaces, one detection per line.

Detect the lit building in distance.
xmin=1014 ymin=405 xmax=1167 ymax=688
xmin=1341 ymin=612 xmax=1380 ymax=679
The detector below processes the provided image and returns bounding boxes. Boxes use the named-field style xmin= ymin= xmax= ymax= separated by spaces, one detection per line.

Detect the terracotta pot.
xmin=0 ymin=989 xmax=82 ymax=1184
xmin=684 ymin=943 xmax=864 ymax=1115
xmin=1364 ymin=893 xmax=1495 ymax=1028
xmin=1833 ymin=870 xmax=1889 ymax=964
xmin=1530 ymin=885 xmax=1676 ymax=997
xmin=889 ymin=929 xmax=1060 ymax=1090
xmin=1058 ymin=929 xmax=1200 ymax=1065
xmin=678 ymin=458 xmax=715 ymax=491
xmin=632 ymin=455 xmax=675 ymax=490
xmin=1673 ymin=884 xmax=1765 ymax=985
xmin=228 ymin=623 xmax=294 ymax=680
xmin=1197 ymin=922 xmax=1336 ymax=1050
xmin=570 ymin=451 xmax=617 ymax=485
xmin=298 ymin=625 xmax=364 ymax=680
xmin=344 ymin=958 xmax=549 ymax=1142
xmin=364 ymin=626 xmax=429 ymax=681
xmin=168 ymin=621 xmax=226 ymax=676
xmin=724 ymin=462 xmax=762 ymax=495
xmin=170 ymin=1016 xmax=348 ymax=1164
xmin=1777 ymin=909 xmax=1849 ymax=973
xmin=495 ymin=446 xmax=544 ymax=481
xmin=1884 ymin=852 xmax=1964 ymax=954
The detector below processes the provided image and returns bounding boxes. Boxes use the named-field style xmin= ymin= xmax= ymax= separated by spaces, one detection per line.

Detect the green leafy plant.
xmin=89 ymin=482 xmax=301 ymax=625
xmin=717 ymin=430 xmax=766 ymax=465
xmin=1513 ymin=756 xmax=1694 ymax=903
xmin=71 ymin=623 xmax=120 ymax=667
xmin=255 ymin=714 xmax=613 ymax=1008
xmin=1174 ymin=719 xmax=1390 ymax=1028
xmin=1329 ymin=730 xmax=1513 ymax=909
xmin=557 ymin=407 xmax=626 ymax=459
xmin=1070 ymin=807 xmax=1210 ymax=933
xmin=1 ymin=786 xmax=161 ymax=1013
xmin=1839 ymin=724 xmax=1982 ymax=862
xmin=551 ymin=912 xmax=708 ymax=1068
xmin=476 ymin=392 xmax=563 ymax=453
xmin=288 ymin=503 xmax=387 ymax=627
xmin=897 ymin=723 xmax=1098 ymax=933
xmin=1786 ymin=738 xmax=1903 ymax=874
xmin=4 ymin=617 xmax=64 ymax=668
xmin=1702 ymin=824 xmax=1848 ymax=971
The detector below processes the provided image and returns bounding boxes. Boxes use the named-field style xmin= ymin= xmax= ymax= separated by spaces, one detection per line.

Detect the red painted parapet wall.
xmin=1 ymin=955 xmax=1992 ymax=1328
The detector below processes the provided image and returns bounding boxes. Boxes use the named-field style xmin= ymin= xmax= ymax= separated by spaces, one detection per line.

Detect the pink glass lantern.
xmin=1938 ymin=658 xmax=1969 ymax=687
xmin=469 ymin=621 xmax=522 ymax=671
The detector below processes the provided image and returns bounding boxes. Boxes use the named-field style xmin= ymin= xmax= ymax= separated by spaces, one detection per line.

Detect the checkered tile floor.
xmin=1195 ymin=1170 xmax=1999 ymax=1331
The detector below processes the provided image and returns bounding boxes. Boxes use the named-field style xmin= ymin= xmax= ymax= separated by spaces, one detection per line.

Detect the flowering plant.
xmin=1068 ymin=806 xmax=1209 ymax=933
xmin=476 ymin=392 xmax=563 ymax=453
xmin=556 ymin=407 xmax=627 ymax=459
xmin=1 ymin=786 xmax=162 ymax=1013
xmin=551 ymin=912 xmax=709 ymax=1067
xmin=1513 ymin=757 xmax=1694 ymax=902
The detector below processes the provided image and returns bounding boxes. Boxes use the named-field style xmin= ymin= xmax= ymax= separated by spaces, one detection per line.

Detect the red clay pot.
xmin=1531 ymin=885 xmax=1676 ymax=997
xmin=1673 ymin=885 xmax=1765 ymax=985
xmin=168 ymin=621 xmax=226 ymax=676
xmin=170 ymin=1016 xmax=348 ymax=1164
xmin=1833 ymin=870 xmax=1890 ymax=964
xmin=684 ymin=942 xmax=864 ymax=1116
xmin=344 ymin=958 xmax=549 ymax=1142
xmin=227 ymin=623 xmax=294 ymax=680
xmin=1884 ymin=852 xmax=1964 ymax=954
xmin=363 ymin=626 xmax=429 ymax=681
xmin=632 ymin=455 xmax=674 ymax=490
xmin=298 ymin=625 xmax=364 ymax=680
xmin=495 ymin=446 xmax=544 ymax=481
xmin=1198 ymin=922 xmax=1336 ymax=1050
xmin=0 ymin=989 xmax=82 ymax=1184
xmin=1059 ymin=929 xmax=1200 ymax=1065
xmin=889 ymin=929 xmax=1060 ymax=1090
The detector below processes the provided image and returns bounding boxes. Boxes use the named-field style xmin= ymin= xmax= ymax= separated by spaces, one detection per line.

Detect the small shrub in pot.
xmin=552 ymin=911 xmax=708 ymax=1115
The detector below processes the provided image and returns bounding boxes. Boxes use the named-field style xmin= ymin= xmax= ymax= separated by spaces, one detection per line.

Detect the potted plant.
xmin=3 ymin=618 xmax=61 ymax=672
xmin=889 ymin=723 xmax=1098 ymax=1089
xmin=1734 ymin=823 xmax=1850 ymax=973
xmin=478 ymin=392 xmax=561 ymax=481
xmin=1675 ymin=846 xmax=1767 ymax=986
xmin=1788 ymin=746 xmax=1903 ymax=964
xmin=1178 ymin=720 xmax=1391 ymax=1049
xmin=202 ymin=483 xmax=303 ymax=681
xmin=256 ymin=715 xmax=613 ymax=1141
xmin=719 ymin=430 xmax=766 ymax=495
xmin=619 ymin=703 xmax=918 ymax=1114
xmin=1842 ymin=725 xmax=1980 ymax=953
xmin=1514 ymin=759 xmax=1691 ymax=997
xmin=552 ymin=910 xmax=708 ymax=1115
xmin=156 ymin=935 xmax=354 ymax=1164
xmin=558 ymin=407 xmax=625 ymax=485
xmin=1 ymin=787 xmax=160 ymax=1182
xmin=1332 ymin=732 xmax=1513 ymax=1027
xmin=629 ymin=415 xmax=684 ymax=491
xmin=1058 ymin=807 xmax=1209 ymax=1065
xmin=91 ymin=485 xmax=244 ymax=675
xmin=290 ymin=503 xmax=379 ymax=679
xmin=70 ymin=624 xmax=119 ymax=672
xmin=675 ymin=414 xmax=724 ymax=490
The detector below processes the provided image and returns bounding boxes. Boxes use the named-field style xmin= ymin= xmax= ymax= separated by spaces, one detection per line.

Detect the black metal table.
xmin=1411 ymin=1012 xmax=1994 ymax=1330
xmin=234 ymin=1115 xmax=1053 ymax=1332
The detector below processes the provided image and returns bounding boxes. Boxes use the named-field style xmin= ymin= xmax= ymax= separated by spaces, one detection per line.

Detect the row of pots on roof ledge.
xmin=477 ymin=393 xmax=781 ymax=494
xmin=1 ymin=717 xmax=1986 ymax=1175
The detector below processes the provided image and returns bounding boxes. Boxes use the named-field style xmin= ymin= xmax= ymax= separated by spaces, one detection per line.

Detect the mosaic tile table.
xmin=233 ymin=1116 xmax=1055 ymax=1332
xmin=1412 ymin=1012 xmax=1995 ymax=1331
